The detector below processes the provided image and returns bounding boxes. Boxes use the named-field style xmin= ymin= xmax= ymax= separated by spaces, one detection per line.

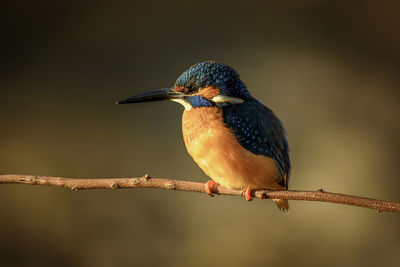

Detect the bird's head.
xmin=117 ymin=61 xmax=252 ymax=110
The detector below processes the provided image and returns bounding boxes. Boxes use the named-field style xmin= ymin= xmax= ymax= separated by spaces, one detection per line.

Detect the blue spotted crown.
xmin=175 ymin=61 xmax=252 ymax=99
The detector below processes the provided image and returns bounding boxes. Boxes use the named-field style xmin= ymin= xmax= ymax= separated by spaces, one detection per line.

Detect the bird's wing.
xmin=222 ymin=100 xmax=291 ymax=188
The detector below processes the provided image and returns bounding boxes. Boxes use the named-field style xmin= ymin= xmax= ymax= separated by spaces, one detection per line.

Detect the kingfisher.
xmin=117 ymin=61 xmax=291 ymax=210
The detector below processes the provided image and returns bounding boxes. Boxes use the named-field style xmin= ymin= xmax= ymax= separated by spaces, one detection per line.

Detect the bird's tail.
xmin=273 ymin=199 xmax=289 ymax=212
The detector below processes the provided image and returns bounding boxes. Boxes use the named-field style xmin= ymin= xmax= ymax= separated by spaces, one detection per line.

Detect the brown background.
xmin=1 ymin=1 xmax=399 ymax=266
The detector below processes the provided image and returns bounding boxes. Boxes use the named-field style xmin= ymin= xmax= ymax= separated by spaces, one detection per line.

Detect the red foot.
xmin=205 ymin=180 xmax=218 ymax=196
xmin=243 ymin=188 xmax=254 ymax=201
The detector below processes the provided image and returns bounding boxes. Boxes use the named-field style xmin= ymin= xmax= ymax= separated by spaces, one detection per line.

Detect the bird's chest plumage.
xmin=182 ymin=107 xmax=282 ymax=190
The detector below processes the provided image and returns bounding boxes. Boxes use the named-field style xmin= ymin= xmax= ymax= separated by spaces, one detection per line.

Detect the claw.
xmin=243 ymin=188 xmax=254 ymax=201
xmin=205 ymin=180 xmax=218 ymax=196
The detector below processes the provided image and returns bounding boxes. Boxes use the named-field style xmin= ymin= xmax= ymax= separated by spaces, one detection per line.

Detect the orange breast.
xmin=182 ymin=107 xmax=284 ymax=190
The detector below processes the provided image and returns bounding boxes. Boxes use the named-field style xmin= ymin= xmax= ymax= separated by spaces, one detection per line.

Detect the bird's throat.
xmin=171 ymin=98 xmax=192 ymax=110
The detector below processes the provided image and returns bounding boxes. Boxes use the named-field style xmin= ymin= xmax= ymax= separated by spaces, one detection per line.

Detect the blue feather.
xmin=222 ymin=100 xmax=291 ymax=188
xmin=175 ymin=61 xmax=252 ymax=100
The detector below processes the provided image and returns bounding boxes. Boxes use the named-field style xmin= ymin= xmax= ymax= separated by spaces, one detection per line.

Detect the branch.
xmin=1 ymin=174 xmax=399 ymax=212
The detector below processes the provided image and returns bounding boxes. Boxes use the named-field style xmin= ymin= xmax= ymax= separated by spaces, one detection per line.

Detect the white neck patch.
xmin=211 ymin=95 xmax=245 ymax=104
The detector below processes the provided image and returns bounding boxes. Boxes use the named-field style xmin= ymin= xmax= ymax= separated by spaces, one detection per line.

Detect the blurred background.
xmin=1 ymin=1 xmax=399 ymax=266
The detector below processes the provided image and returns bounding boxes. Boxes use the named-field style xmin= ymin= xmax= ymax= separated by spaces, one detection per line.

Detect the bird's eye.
xmin=186 ymin=85 xmax=197 ymax=94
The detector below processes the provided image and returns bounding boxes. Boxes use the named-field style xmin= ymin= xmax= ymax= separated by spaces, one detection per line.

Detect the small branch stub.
xmin=0 ymin=174 xmax=399 ymax=212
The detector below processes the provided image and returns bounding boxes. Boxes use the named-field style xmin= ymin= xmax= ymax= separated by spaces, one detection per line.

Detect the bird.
xmin=117 ymin=61 xmax=291 ymax=211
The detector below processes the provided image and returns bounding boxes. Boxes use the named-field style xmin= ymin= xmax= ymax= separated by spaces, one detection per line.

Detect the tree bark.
xmin=1 ymin=174 xmax=399 ymax=212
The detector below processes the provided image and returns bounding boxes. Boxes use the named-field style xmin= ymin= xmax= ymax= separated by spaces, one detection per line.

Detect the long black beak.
xmin=116 ymin=87 xmax=185 ymax=104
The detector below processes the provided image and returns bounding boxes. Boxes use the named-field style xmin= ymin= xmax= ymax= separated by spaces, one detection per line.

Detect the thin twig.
xmin=0 ymin=174 xmax=399 ymax=212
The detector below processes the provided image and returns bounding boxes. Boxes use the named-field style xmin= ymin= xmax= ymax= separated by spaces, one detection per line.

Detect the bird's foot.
xmin=243 ymin=188 xmax=254 ymax=201
xmin=205 ymin=180 xmax=218 ymax=197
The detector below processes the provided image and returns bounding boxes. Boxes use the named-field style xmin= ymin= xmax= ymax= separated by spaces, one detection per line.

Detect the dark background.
xmin=1 ymin=1 xmax=399 ymax=266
